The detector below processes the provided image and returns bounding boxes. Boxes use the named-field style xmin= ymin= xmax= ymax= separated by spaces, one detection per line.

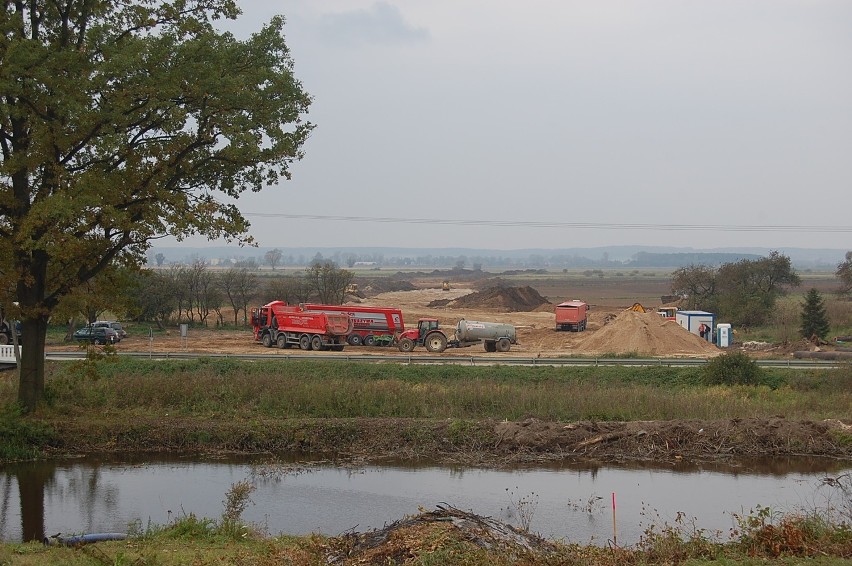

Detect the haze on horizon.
xmin=175 ymin=1 xmax=852 ymax=252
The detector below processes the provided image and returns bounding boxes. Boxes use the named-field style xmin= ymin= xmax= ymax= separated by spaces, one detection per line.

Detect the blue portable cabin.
xmin=675 ymin=310 xmax=716 ymax=341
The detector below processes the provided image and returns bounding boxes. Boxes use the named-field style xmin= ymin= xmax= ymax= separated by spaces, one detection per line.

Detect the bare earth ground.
xmin=40 ymin=283 xmax=851 ymax=465
xmin=47 ymin=287 xmax=726 ymax=358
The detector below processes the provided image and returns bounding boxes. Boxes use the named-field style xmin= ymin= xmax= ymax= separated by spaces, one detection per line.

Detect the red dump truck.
xmin=250 ymin=301 xmax=352 ymax=351
xmin=555 ymin=300 xmax=589 ymax=332
xmin=300 ymin=303 xmax=404 ymax=346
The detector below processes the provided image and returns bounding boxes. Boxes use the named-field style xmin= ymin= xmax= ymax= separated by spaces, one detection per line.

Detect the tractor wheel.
xmin=496 ymin=338 xmax=511 ymax=352
xmin=262 ymin=333 xmax=273 ymax=348
xmin=311 ymin=335 xmax=324 ymax=351
xmin=398 ymin=337 xmax=415 ymax=353
xmin=424 ymin=332 xmax=447 ymax=353
xmin=348 ymin=334 xmax=363 ymax=346
xmin=299 ymin=334 xmax=311 ymax=350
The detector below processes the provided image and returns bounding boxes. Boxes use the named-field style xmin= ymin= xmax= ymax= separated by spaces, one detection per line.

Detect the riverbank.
xmin=2 ymin=358 xmax=852 ymax=464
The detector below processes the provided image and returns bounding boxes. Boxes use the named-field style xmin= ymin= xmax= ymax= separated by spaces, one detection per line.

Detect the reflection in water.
xmin=1 ymin=454 xmax=849 ymax=545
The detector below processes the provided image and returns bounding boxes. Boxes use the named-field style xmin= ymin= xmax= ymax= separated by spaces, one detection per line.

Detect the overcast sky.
xmin=188 ymin=0 xmax=852 ymax=250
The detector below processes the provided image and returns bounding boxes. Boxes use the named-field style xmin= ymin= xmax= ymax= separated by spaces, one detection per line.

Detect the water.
xmin=1 ymin=455 xmax=848 ymax=546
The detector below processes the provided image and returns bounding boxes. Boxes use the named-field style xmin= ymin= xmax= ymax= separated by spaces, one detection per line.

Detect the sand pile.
xmin=429 ymin=286 xmax=551 ymax=312
xmin=577 ymin=310 xmax=719 ymax=357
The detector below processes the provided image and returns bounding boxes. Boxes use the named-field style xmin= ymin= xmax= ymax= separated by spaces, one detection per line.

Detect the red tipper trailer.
xmin=301 ymin=303 xmax=404 ymax=346
xmin=250 ymin=301 xmax=352 ymax=351
xmin=555 ymin=300 xmax=589 ymax=332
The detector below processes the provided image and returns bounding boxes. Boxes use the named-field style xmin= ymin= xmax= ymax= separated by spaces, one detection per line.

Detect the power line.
xmin=245 ymin=213 xmax=852 ymax=233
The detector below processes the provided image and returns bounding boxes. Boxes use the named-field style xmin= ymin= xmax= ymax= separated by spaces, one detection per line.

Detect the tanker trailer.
xmin=451 ymin=319 xmax=517 ymax=352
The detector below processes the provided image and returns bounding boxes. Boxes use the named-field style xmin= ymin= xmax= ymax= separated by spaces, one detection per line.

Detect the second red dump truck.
xmin=250 ymin=301 xmax=352 ymax=351
xmin=300 ymin=303 xmax=404 ymax=346
xmin=555 ymin=300 xmax=589 ymax=332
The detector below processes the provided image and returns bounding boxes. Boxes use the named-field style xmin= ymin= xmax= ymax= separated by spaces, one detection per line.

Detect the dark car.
xmin=92 ymin=321 xmax=127 ymax=340
xmin=73 ymin=326 xmax=118 ymax=345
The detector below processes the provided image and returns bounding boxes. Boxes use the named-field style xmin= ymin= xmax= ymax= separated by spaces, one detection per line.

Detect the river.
xmin=1 ymin=454 xmax=849 ymax=546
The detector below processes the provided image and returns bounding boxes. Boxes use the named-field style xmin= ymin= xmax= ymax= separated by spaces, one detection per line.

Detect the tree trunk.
xmin=17 ymin=316 xmax=48 ymax=413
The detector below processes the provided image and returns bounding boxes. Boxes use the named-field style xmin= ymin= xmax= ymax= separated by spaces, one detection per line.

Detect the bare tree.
xmin=306 ymin=261 xmax=353 ymax=305
xmin=220 ymin=268 xmax=259 ymax=325
xmin=264 ymin=248 xmax=283 ymax=271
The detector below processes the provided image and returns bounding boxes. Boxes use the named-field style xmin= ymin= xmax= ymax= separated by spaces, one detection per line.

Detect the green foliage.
xmin=800 ymin=288 xmax=831 ymax=341
xmin=837 ymin=251 xmax=852 ymax=297
xmin=672 ymin=252 xmax=800 ymax=327
xmin=0 ymin=405 xmax=56 ymax=460
xmin=702 ymin=352 xmax=764 ymax=386
xmin=1 ymin=0 xmax=313 ymax=410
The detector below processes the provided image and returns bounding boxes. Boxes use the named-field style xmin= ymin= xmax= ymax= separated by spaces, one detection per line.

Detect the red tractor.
xmin=397 ymin=318 xmax=448 ymax=353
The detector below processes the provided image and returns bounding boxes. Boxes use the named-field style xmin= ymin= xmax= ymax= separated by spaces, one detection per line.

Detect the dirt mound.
xmin=429 ymin=286 xmax=551 ymax=312
xmin=577 ymin=310 xmax=719 ymax=356
xmin=329 ymin=504 xmax=556 ymax=563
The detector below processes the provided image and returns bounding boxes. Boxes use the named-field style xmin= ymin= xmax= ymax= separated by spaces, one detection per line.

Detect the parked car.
xmin=92 ymin=321 xmax=127 ymax=340
xmin=0 ymin=320 xmax=22 ymax=345
xmin=73 ymin=326 xmax=118 ymax=345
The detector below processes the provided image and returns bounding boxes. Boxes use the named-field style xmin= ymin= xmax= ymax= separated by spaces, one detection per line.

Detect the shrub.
xmin=702 ymin=352 xmax=763 ymax=386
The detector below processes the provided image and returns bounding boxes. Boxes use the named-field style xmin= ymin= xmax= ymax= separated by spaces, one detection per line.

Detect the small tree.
xmin=702 ymin=352 xmax=763 ymax=386
xmin=800 ymin=288 xmax=830 ymax=341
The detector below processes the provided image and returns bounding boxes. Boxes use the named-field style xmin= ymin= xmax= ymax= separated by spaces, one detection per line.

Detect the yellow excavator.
xmin=627 ymin=303 xmax=647 ymax=313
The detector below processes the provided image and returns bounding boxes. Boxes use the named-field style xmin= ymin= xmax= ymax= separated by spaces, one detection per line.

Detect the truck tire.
xmin=311 ymin=335 xmax=324 ymax=351
xmin=299 ymin=334 xmax=311 ymax=350
xmin=364 ymin=334 xmax=375 ymax=346
xmin=496 ymin=338 xmax=511 ymax=352
xmin=262 ymin=333 xmax=273 ymax=348
xmin=347 ymin=334 xmax=363 ymax=346
xmin=485 ymin=341 xmax=497 ymax=352
xmin=424 ymin=332 xmax=447 ymax=353
xmin=277 ymin=335 xmax=289 ymax=348
xmin=398 ymin=337 xmax=415 ymax=353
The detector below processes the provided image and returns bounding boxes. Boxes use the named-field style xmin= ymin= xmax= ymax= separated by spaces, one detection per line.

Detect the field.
xmin=44 ymin=268 xmax=851 ymax=358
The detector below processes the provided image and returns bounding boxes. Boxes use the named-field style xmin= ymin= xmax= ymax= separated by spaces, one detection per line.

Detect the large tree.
xmin=0 ymin=0 xmax=312 ymax=411
xmin=837 ymin=251 xmax=852 ymax=297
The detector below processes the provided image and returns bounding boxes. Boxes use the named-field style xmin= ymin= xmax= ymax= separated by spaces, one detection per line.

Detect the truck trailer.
xmin=300 ymin=303 xmax=404 ymax=346
xmin=555 ymin=300 xmax=588 ymax=332
xmin=250 ymin=301 xmax=352 ymax=351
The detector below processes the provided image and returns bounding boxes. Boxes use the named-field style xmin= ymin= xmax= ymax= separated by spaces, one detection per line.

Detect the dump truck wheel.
xmin=311 ymin=335 xmax=324 ymax=351
xmin=364 ymin=334 xmax=376 ymax=346
xmin=348 ymin=334 xmax=363 ymax=346
xmin=299 ymin=334 xmax=311 ymax=350
xmin=398 ymin=337 xmax=415 ymax=352
xmin=261 ymin=333 xmax=273 ymax=348
xmin=496 ymin=338 xmax=511 ymax=352
xmin=424 ymin=332 xmax=447 ymax=353
xmin=277 ymin=335 xmax=289 ymax=348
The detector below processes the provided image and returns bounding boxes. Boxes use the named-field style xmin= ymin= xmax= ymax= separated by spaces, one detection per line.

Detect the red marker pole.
xmin=611 ymin=492 xmax=617 ymax=547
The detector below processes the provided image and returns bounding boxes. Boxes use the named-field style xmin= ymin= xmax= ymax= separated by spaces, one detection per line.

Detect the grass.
xmin=23 ymin=358 xmax=850 ymax=422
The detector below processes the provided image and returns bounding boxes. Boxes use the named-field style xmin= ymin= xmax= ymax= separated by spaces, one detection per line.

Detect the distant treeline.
xmin=626 ymin=252 xmax=762 ymax=268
